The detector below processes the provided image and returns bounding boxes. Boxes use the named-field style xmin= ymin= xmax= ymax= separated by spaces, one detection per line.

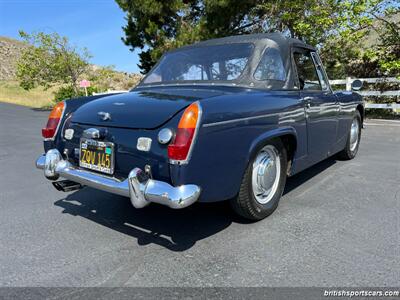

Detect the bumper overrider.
xmin=35 ymin=149 xmax=201 ymax=209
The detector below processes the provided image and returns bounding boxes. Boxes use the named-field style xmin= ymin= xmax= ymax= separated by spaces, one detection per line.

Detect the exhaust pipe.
xmin=52 ymin=180 xmax=82 ymax=192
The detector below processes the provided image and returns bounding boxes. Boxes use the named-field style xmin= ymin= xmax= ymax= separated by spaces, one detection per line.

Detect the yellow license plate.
xmin=79 ymin=138 xmax=114 ymax=175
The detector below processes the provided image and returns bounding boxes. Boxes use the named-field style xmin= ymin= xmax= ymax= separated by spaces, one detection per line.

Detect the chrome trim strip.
xmin=202 ymin=113 xmax=277 ymax=128
xmin=36 ymin=150 xmax=201 ymax=209
xmin=60 ymin=113 xmax=72 ymax=140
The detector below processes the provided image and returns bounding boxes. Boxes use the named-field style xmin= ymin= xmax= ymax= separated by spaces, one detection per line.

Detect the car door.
xmin=292 ymin=47 xmax=338 ymax=164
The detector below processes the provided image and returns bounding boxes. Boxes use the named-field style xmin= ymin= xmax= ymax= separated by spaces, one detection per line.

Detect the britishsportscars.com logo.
xmin=324 ymin=289 xmax=399 ymax=298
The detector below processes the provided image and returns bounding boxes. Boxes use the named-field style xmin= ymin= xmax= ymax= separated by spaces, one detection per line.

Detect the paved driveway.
xmin=0 ymin=102 xmax=399 ymax=287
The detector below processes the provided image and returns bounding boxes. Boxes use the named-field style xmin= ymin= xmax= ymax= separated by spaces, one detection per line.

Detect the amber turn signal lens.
xmin=42 ymin=101 xmax=65 ymax=139
xmin=178 ymin=102 xmax=199 ymax=129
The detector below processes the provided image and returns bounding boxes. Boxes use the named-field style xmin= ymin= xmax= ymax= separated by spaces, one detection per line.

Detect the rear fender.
xmin=246 ymin=126 xmax=298 ymax=172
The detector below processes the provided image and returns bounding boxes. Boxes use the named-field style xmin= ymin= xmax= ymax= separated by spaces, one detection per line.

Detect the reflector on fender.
xmin=42 ymin=101 xmax=65 ymax=139
xmin=168 ymin=101 xmax=201 ymax=163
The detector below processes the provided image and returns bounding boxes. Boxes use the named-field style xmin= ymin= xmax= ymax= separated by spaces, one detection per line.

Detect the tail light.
xmin=42 ymin=101 xmax=65 ymax=139
xmin=168 ymin=101 xmax=202 ymax=163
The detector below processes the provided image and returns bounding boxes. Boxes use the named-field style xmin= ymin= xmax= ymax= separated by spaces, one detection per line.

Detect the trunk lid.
xmin=71 ymin=87 xmax=231 ymax=129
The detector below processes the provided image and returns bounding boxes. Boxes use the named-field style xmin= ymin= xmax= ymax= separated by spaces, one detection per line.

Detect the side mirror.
xmin=351 ymin=79 xmax=363 ymax=91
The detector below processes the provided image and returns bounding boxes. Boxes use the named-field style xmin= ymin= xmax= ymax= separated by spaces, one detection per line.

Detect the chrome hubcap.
xmin=350 ymin=118 xmax=360 ymax=151
xmin=252 ymin=145 xmax=281 ymax=204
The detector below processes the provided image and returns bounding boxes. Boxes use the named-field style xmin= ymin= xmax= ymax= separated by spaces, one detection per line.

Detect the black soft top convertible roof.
xmin=140 ymin=33 xmax=317 ymax=90
xmin=176 ymin=33 xmax=315 ymax=52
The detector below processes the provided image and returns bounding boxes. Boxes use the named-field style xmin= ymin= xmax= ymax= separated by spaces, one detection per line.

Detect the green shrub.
xmin=366 ymin=108 xmax=400 ymax=120
xmin=53 ymin=85 xmax=99 ymax=103
xmin=53 ymin=86 xmax=75 ymax=103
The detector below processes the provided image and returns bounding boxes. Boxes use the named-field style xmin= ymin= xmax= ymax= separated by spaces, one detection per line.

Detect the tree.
xmin=319 ymin=3 xmax=399 ymax=78
xmin=16 ymin=31 xmax=91 ymax=95
xmin=115 ymin=0 xmax=398 ymax=77
xmin=363 ymin=11 xmax=400 ymax=78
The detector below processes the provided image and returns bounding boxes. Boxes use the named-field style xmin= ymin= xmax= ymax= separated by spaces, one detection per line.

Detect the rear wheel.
xmin=338 ymin=111 xmax=361 ymax=160
xmin=230 ymin=139 xmax=288 ymax=221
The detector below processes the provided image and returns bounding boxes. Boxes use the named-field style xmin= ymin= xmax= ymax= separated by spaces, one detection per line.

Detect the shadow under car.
xmin=54 ymin=156 xmax=337 ymax=251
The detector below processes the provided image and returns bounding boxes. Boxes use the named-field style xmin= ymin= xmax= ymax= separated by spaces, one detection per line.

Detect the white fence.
xmin=329 ymin=77 xmax=400 ymax=111
xmin=92 ymin=90 xmax=128 ymax=96
xmin=92 ymin=78 xmax=400 ymax=111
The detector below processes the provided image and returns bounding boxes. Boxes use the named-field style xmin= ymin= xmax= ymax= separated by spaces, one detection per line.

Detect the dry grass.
xmin=0 ymin=80 xmax=57 ymax=108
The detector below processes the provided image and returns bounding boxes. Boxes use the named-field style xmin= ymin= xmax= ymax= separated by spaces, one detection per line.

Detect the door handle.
xmin=302 ymin=97 xmax=312 ymax=109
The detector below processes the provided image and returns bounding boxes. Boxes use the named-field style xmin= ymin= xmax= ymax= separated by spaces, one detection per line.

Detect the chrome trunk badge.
xmin=98 ymin=111 xmax=111 ymax=121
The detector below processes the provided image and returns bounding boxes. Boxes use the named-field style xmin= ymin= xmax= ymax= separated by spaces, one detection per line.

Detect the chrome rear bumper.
xmin=35 ymin=149 xmax=200 ymax=209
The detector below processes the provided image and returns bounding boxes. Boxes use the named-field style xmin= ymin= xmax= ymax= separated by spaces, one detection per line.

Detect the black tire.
xmin=230 ymin=138 xmax=288 ymax=221
xmin=337 ymin=111 xmax=362 ymax=160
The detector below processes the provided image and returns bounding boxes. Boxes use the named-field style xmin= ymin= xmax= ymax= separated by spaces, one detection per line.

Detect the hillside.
xmin=0 ymin=36 xmax=55 ymax=107
xmin=0 ymin=36 xmax=28 ymax=81
xmin=0 ymin=36 xmax=143 ymax=107
xmin=0 ymin=36 xmax=142 ymax=87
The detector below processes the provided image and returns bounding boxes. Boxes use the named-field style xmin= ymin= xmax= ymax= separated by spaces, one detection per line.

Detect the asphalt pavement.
xmin=0 ymin=102 xmax=399 ymax=287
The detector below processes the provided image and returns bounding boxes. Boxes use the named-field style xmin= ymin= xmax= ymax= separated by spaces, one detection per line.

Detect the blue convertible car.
xmin=36 ymin=33 xmax=364 ymax=220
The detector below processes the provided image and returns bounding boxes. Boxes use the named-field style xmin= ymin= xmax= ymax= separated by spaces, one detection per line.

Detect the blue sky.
xmin=0 ymin=0 xmax=141 ymax=73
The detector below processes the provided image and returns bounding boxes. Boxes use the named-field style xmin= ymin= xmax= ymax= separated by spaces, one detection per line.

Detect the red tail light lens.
xmin=168 ymin=102 xmax=201 ymax=163
xmin=42 ymin=101 xmax=65 ymax=139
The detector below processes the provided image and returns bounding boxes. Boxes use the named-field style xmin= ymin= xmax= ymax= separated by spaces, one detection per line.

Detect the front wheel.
xmin=230 ymin=139 xmax=288 ymax=221
xmin=337 ymin=111 xmax=362 ymax=160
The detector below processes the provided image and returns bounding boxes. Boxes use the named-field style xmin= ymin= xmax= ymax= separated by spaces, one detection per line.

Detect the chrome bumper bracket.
xmin=36 ymin=149 xmax=201 ymax=209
